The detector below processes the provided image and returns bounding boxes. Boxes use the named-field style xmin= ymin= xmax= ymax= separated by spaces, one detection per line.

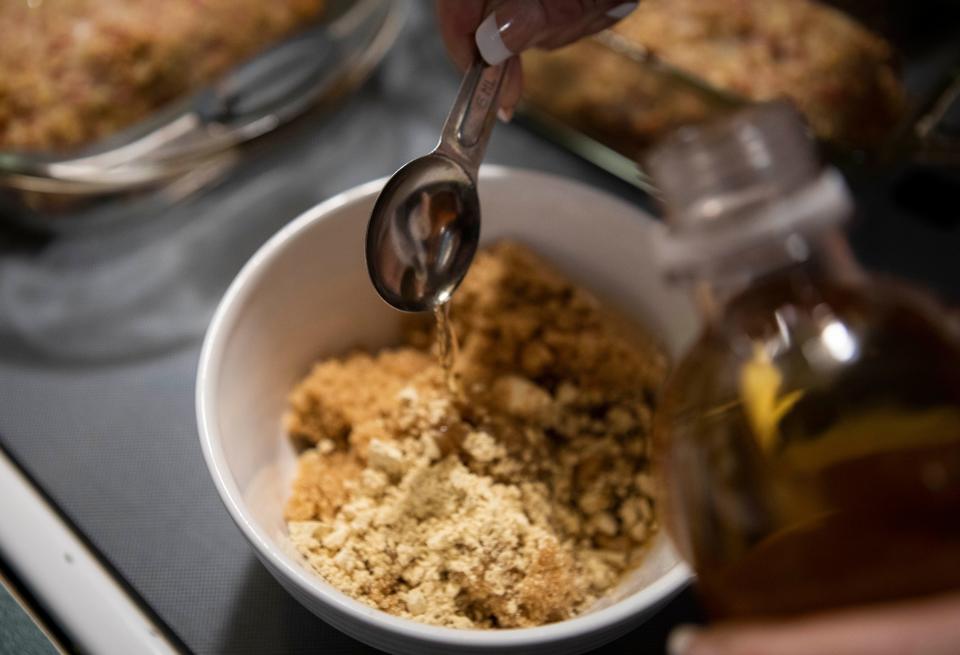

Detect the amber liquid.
xmin=657 ymin=270 xmax=960 ymax=619
xmin=434 ymin=303 xmax=460 ymax=396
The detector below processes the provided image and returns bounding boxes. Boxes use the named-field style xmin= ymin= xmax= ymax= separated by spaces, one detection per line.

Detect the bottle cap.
xmin=646 ymin=102 xmax=821 ymax=233
xmin=645 ymin=102 xmax=852 ymax=280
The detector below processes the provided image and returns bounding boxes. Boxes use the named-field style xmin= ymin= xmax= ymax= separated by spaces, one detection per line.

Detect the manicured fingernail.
xmin=497 ymin=107 xmax=514 ymax=123
xmin=668 ymin=625 xmax=704 ymax=655
xmin=475 ymin=12 xmax=513 ymax=66
xmin=606 ymin=2 xmax=638 ymax=19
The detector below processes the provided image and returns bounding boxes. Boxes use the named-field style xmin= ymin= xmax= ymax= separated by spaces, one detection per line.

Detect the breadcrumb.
xmin=285 ymin=242 xmax=667 ymax=628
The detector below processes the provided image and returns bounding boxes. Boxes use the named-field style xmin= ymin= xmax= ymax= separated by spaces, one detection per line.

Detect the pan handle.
xmin=908 ymin=68 xmax=960 ymax=166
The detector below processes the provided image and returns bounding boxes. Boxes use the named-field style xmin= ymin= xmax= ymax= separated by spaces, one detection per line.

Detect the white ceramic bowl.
xmin=197 ymin=166 xmax=698 ymax=655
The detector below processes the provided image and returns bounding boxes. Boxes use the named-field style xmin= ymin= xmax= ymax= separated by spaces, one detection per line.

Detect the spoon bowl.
xmin=365 ymin=153 xmax=480 ymax=312
xmin=365 ymin=58 xmax=506 ymax=312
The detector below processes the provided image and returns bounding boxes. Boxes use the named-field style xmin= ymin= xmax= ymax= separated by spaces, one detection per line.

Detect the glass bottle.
xmin=649 ymin=102 xmax=960 ymax=619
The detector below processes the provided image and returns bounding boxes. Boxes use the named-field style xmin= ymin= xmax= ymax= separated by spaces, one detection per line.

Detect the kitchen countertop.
xmin=0 ymin=572 xmax=63 ymax=655
xmin=0 ymin=3 xmax=957 ymax=654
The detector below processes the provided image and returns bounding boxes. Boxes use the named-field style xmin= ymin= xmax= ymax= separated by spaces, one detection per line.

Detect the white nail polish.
xmin=475 ymin=12 xmax=512 ymax=66
xmin=667 ymin=626 xmax=700 ymax=655
xmin=497 ymin=107 xmax=513 ymax=123
xmin=606 ymin=2 xmax=638 ymax=19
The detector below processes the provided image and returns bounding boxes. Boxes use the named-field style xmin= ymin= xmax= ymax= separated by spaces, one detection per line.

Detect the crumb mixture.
xmin=285 ymin=242 xmax=667 ymax=629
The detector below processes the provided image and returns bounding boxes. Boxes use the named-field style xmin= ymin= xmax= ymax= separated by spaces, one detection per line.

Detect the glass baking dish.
xmin=0 ymin=0 xmax=406 ymax=234
xmin=518 ymin=0 xmax=960 ymax=191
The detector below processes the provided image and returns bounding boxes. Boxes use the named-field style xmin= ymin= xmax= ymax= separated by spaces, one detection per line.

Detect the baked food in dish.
xmin=523 ymin=39 xmax=725 ymax=162
xmin=0 ymin=0 xmax=325 ymax=152
xmin=617 ymin=0 xmax=904 ymax=146
xmin=523 ymin=0 xmax=904 ymax=153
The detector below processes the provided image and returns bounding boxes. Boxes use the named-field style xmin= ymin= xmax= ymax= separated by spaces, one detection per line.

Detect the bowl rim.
xmin=196 ymin=165 xmax=692 ymax=649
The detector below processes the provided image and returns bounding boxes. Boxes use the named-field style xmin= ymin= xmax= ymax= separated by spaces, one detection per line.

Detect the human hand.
xmin=435 ymin=0 xmax=639 ymax=120
xmin=668 ymin=593 xmax=960 ymax=655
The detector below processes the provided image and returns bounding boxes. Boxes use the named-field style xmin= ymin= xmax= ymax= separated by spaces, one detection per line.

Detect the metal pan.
xmin=517 ymin=1 xmax=960 ymax=189
xmin=0 ymin=0 xmax=407 ymax=234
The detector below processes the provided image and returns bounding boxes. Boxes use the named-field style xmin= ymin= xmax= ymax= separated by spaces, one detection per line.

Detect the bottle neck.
xmin=690 ymin=227 xmax=865 ymax=325
xmin=646 ymin=103 xmax=862 ymax=322
xmin=658 ymin=167 xmax=852 ymax=280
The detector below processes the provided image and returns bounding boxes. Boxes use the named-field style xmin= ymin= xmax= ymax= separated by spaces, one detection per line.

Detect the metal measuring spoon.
xmin=365 ymin=58 xmax=507 ymax=312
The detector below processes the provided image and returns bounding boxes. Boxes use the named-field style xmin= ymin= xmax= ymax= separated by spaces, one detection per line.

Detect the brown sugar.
xmin=285 ymin=242 xmax=667 ymax=628
xmin=286 ymin=349 xmax=433 ymax=448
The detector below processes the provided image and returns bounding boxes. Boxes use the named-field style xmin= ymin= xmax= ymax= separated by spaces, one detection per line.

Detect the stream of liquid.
xmin=434 ymin=302 xmax=460 ymax=396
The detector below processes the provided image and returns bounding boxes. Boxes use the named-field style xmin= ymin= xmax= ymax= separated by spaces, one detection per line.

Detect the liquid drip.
xmin=434 ymin=302 xmax=460 ymax=397
xmin=391 ymin=181 xmax=477 ymax=309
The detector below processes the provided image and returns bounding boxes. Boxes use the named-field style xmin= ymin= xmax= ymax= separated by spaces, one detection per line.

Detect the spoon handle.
xmin=435 ymin=57 xmax=507 ymax=176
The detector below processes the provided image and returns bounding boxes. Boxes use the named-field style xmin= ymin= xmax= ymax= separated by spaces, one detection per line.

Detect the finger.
xmin=497 ymin=56 xmax=523 ymax=121
xmin=604 ymin=2 xmax=638 ymax=20
xmin=536 ymin=11 xmax=622 ymax=50
xmin=668 ymin=594 xmax=960 ymax=655
xmin=436 ymin=0 xmax=487 ymax=71
xmin=562 ymin=0 xmax=637 ymax=44
xmin=584 ymin=10 xmax=629 ymax=35
xmin=475 ymin=0 xmax=635 ymax=65
xmin=538 ymin=0 xmax=635 ymax=50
